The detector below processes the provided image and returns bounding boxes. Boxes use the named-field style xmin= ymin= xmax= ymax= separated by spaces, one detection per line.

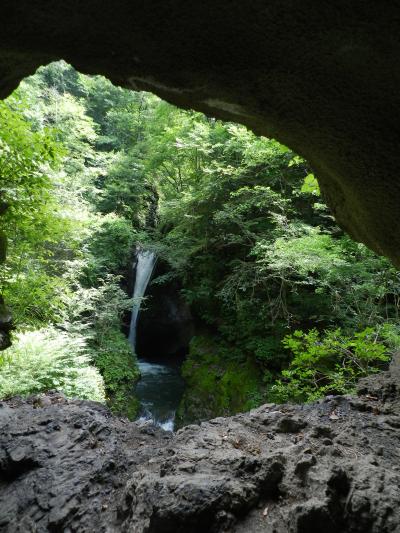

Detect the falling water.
xmin=128 ymin=248 xmax=157 ymax=349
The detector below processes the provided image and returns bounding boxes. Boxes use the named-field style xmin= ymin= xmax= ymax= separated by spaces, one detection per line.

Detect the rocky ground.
xmin=1 ymin=357 xmax=399 ymax=532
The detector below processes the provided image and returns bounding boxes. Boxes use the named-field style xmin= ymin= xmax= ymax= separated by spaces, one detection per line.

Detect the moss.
xmin=93 ymin=330 xmax=140 ymax=420
xmin=176 ymin=335 xmax=264 ymax=427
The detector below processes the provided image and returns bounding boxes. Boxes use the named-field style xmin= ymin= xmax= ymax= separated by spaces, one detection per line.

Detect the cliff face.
xmin=1 ymin=357 xmax=399 ymax=532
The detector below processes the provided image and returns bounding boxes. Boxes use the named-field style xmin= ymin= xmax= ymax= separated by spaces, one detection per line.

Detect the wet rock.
xmin=136 ymin=263 xmax=193 ymax=359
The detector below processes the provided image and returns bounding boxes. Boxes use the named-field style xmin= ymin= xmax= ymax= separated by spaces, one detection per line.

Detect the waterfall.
xmin=129 ymin=247 xmax=185 ymax=433
xmin=128 ymin=248 xmax=157 ymax=349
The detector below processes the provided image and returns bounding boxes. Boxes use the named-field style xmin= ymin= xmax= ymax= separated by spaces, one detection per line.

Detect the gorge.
xmin=1 ymin=63 xmax=400 ymax=533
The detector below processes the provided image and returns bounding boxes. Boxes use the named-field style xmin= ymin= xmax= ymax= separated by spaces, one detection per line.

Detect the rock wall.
xmin=176 ymin=335 xmax=262 ymax=427
xmin=1 ymin=358 xmax=399 ymax=531
xmin=136 ymin=264 xmax=193 ymax=360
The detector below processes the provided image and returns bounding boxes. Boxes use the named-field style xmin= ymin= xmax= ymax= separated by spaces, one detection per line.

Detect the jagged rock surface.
xmin=1 ymin=359 xmax=400 ymax=532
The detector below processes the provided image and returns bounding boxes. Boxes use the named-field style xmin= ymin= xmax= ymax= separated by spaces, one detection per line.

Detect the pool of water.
xmin=135 ymin=357 xmax=185 ymax=431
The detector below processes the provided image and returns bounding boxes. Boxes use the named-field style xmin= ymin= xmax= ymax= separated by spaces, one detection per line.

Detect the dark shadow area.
xmin=135 ymin=262 xmax=194 ymax=361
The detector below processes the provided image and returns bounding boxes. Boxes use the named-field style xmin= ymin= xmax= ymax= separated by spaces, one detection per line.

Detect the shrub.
xmin=0 ymin=327 xmax=106 ymax=402
xmin=60 ymin=277 xmax=140 ymax=417
xmin=270 ymin=327 xmax=391 ymax=403
xmin=3 ymin=270 xmax=68 ymax=327
xmin=94 ymin=329 xmax=140 ymax=418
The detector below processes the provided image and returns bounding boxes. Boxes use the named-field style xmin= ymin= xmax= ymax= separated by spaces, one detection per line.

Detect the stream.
xmin=135 ymin=357 xmax=185 ymax=431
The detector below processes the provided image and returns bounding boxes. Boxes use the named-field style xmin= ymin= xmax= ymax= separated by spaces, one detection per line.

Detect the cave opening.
xmin=135 ymin=261 xmax=193 ymax=362
xmin=1 ymin=56 xmax=399 ymax=435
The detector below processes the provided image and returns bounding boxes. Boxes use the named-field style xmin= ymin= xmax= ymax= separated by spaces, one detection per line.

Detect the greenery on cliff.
xmin=0 ymin=61 xmax=399 ymax=421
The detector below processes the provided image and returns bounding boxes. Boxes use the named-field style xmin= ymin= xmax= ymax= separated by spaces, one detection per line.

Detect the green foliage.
xmin=0 ymin=99 xmax=61 ymax=249
xmin=3 ymin=270 xmax=68 ymax=327
xmin=301 ymin=173 xmax=320 ymax=195
xmin=0 ymin=328 xmax=105 ymax=401
xmin=95 ymin=153 xmax=147 ymax=221
xmin=84 ymin=214 xmax=136 ymax=281
xmin=143 ymin=97 xmax=400 ymax=410
xmin=1 ymin=63 xmax=142 ymax=412
xmin=253 ymin=229 xmax=400 ymax=329
xmin=60 ymin=274 xmax=140 ymax=417
xmin=94 ymin=330 xmax=140 ymax=418
xmin=270 ymin=327 xmax=392 ymax=403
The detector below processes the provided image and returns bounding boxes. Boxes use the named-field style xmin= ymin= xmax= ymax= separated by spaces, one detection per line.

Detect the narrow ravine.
xmin=129 ymin=248 xmax=185 ymax=431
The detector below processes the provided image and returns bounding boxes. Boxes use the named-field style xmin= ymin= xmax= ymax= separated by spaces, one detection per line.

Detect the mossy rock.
xmin=176 ymin=335 xmax=264 ymax=427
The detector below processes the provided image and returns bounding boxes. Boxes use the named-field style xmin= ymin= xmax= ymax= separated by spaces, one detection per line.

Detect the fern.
xmin=0 ymin=327 xmax=105 ymax=402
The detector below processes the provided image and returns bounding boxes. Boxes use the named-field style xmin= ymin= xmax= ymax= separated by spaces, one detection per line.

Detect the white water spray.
xmin=128 ymin=248 xmax=157 ymax=349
